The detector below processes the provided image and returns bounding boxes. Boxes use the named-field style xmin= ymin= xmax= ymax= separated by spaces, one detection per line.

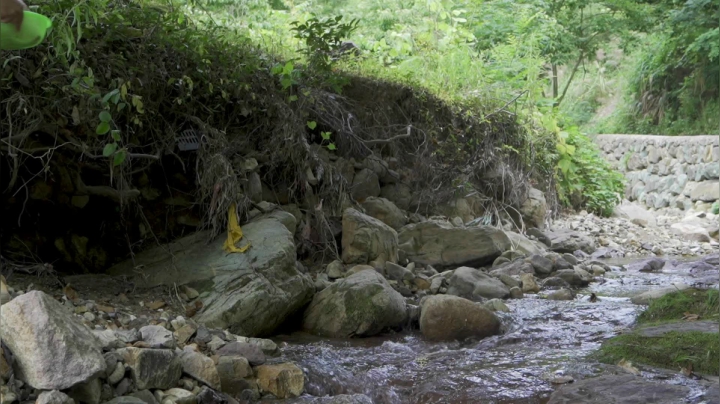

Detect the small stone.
xmin=146 ymin=300 xmax=167 ymax=310
xmin=207 ymin=335 xmax=227 ymax=352
xmin=114 ymin=377 xmax=133 ymax=396
xmin=36 ymin=390 xmax=75 ymax=404
xmin=196 ymin=386 xmax=230 ymax=404
xmin=256 ymin=363 xmax=304 ymax=399
xmin=482 ymin=299 xmax=510 ymax=312
xmin=163 ymin=388 xmax=195 ymax=404
xmin=67 ymin=377 xmax=102 ymax=404
xmin=174 ymin=323 xmax=198 ymax=345
xmin=170 ymin=317 xmax=186 ymax=331
xmin=546 ymin=288 xmax=575 ymax=301
xmin=179 ymin=351 xmax=221 ymax=390
xmin=182 ymin=286 xmax=199 ymax=300
xmin=520 ymin=273 xmax=540 ymax=293
xmin=139 ymin=325 xmax=176 ymax=349
xmin=217 ymin=356 xmax=253 ymax=396
xmin=107 ymin=361 xmax=126 ymax=385
xmin=429 ymin=277 xmax=444 ymax=294
xmin=117 ymin=347 xmax=182 ymax=390
xmin=326 ymin=260 xmax=345 ymax=279
xmin=96 ymin=304 xmax=115 ymax=313
xmin=83 ymin=312 xmax=96 ymax=322
xmin=509 ymin=286 xmax=523 ymax=299
xmin=216 ymin=342 xmax=266 ymax=365
xmin=130 ymin=390 xmax=159 ymax=404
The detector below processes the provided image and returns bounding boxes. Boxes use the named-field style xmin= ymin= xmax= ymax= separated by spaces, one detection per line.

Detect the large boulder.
xmin=631 ymin=283 xmax=690 ymax=305
xmin=547 ymin=373 xmax=691 ymax=404
xmin=380 ymin=183 xmax=413 ymax=211
xmin=613 ymin=201 xmax=657 ymax=228
xmin=303 ymin=270 xmax=407 ymax=338
xmin=689 ymin=181 xmax=720 ymax=202
xmin=360 ymin=197 xmax=407 ymax=230
xmin=539 ymin=229 xmax=596 ymax=254
xmin=341 ymin=208 xmax=399 ymax=265
xmin=670 ymin=222 xmax=712 ymax=242
xmin=398 ymin=221 xmax=512 ymax=268
xmin=446 ymin=267 xmax=510 ymax=301
xmin=517 ymin=188 xmax=547 ymax=228
xmin=505 ymin=231 xmax=547 ymax=256
xmin=0 ymin=291 xmax=106 ymax=390
xmin=419 ymin=295 xmax=501 ymax=341
xmin=108 ymin=212 xmax=315 ymax=337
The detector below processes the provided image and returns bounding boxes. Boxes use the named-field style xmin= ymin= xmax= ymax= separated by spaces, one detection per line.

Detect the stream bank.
xmin=1 ymin=200 xmax=718 ymax=404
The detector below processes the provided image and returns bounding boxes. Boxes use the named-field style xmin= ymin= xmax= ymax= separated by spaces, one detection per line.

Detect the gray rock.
xmin=623 ymin=257 xmax=665 ymax=272
xmin=546 ymin=288 xmax=575 ymax=301
xmin=494 ymin=273 xmax=521 ymax=289
xmin=385 ymin=262 xmax=413 ymax=282
xmin=326 ymin=260 xmax=345 ymax=279
xmin=342 ymin=208 xmax=399 ymax=265
xmin=446 ymin=267 xmax=510 ymax=301
xmin=509 ymin=286 xmax=523 ymax=299
xmin=0 ymin=291 xmax=106 ymax=390
xmin=483 ymin=298 xmax=510 ymax=312
xmin=380 ymin=183 xmax=413 ymax=211
xmin=196 ymin=386 xmax=232 ymax=404
xmin=690 ymin=181 xmax=719 ymax=202
xmin=637 ymin=320 xmax=718 ymax=337
xmin=130 ymin=390 xmax=160 ymax=404
xmin=108 ymin=214 xmax=315 ymax=338
xmin=351 ymin=168 xmax=381 ymax=201
xmin=505 ymin=231 xmax=547 ymax=256
xmin=303 ymin=270 xmax=407 ymax=338
xmin=547 ymin=373 xmax=690 ymax=404
xmin=517 ymin=188 xmax=547 ymax=229
xmin=419 ymin=295 xmax=501 ymax=341
xmin=216 ymin=356 xmax=253 ymax=397
xmin=114 ymin=329 xmax=141 ymax=343
xmin=92 ymin=329 xmax=125 ymax=350
xmin=67 ymin=377 xmax=102 ymax=404
xmin=361 ymin=197 xmax=407 ymax=230
xmin=670 ymin=222 xmax=712 ymax=242
xmin=298 ymin=394 xmax=374 ymax=404
xmin=36 ymin=390 xmax=75 ymax=404
xmin=527 ymin=254 xmax=553 ymax=275
xmin=179 ymin=350 xmax=221 ymax=389
xmin=554 ymin=269 xmax=590 ymax=287
xmin=542 ymin=276 xmax=570 ymax=289
xmin=561 ymin=253 xmax=579 ymax=265
xmin=139 ymin=325 xmax=175 ymax=349
xmin=544 ymin=229 xmax=596 ymax=254
xmin=104 ymin=398 xmax=148 ymax=404
xmin=489 ymin=261 xmax=535 ymax=277
xmin=116 ymin=347 xmax=182 ymax=390
xmin=631 ymin=283 xmax=690 ymax=305
xmin=429 ymin=277 xmax=444 ymax=294
xmin=398 ymin=221 xmax=511 ymax=268
xmin=107 ymin=361 xmax=126 ymax=385
xmin=216 ymin=342 xmax=266 ymax=366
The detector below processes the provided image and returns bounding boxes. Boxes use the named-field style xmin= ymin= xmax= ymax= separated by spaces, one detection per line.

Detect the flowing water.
xmin=271 ymin=256 xmax=719 ymax=404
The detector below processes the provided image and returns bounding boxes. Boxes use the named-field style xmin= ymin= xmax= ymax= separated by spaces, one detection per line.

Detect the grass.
xmin=637 ymin=288 xmax=720 ymax=325
xmin=595 ymin=331 xmax=719 ymax=375
xmin=594 ymin=288 xmax=720 ymax=375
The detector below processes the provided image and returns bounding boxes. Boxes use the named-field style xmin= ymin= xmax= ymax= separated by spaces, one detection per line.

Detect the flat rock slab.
xmin=637 ymin=321 xmax=719 ymax=337
xmin=547 ymin=373 xmax=691 ymax=403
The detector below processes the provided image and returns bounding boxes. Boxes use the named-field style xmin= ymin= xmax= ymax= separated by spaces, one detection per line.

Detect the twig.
xmin=74 ymin=174 xmax=141 ymax=203
xmin=485 ymin=90 xmax=528 ymax=119
xmin=362 ymin=125 xmax=412 ymax=145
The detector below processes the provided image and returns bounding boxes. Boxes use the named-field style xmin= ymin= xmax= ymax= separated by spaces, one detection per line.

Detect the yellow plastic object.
xmin=223 ymin=203 xmax=250 ymax=253
xmin=0 ymin=11 xmax=52 ymax=50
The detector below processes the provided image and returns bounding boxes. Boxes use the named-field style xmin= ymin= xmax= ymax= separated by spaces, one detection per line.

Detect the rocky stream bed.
xmin=0 ymin=199 xmax=718 ymax=404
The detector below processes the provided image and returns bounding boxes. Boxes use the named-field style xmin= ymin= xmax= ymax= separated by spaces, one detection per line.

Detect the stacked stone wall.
xmin=594 ymin=135 xmax=719 ymax=211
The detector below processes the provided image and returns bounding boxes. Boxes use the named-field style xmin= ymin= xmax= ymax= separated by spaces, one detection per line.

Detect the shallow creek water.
xmin=271 ymin=256 xmax=719 ymax=404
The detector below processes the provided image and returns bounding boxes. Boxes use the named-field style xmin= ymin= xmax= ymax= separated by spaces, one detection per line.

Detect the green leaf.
xmin=111 ymin=130 xmax=121 ymax=142
xmin=327 ymin=143 xmax=336 ymax=150
xmin=99 ymin=110 xmax=112 ymax=123
xmin=103 ymin=143 xmax=117 ymax=157
xmin=321 ymin=131 xmax=331 ymax=140
xmin=307 ymin=121 xmax=317 ymax=130
xmin=101 ymin=89 xmax=119 ymax=104
xmin=113 ymin=150 xmax=126 ymax=167
xmin=96 ymin=122 xmax=110 ymax=135
xmin=288 ymin=95 xmax=298 ymax=102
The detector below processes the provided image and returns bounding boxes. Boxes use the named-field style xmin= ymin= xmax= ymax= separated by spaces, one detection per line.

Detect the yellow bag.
xmin=223 ymin=203 xmax=250 ymax=253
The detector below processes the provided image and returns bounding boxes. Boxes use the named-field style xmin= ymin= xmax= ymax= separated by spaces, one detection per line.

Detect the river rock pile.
xmin=552 ymin=201 xmax=719 ymax=258
xmin=0 ymin=289 xmax=327 ymax=404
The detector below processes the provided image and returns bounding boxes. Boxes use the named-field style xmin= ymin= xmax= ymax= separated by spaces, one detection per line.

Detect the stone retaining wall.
xmin=594 ymin=135 xmax=719 ymax=211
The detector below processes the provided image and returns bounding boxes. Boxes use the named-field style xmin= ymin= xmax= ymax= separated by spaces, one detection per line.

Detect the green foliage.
xmin=549 ymin=119 xmax=624 ymax=216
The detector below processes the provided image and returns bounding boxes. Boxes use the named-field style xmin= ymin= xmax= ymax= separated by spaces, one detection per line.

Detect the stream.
xmin=270 ymin=255 xmax=719 ymax=404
